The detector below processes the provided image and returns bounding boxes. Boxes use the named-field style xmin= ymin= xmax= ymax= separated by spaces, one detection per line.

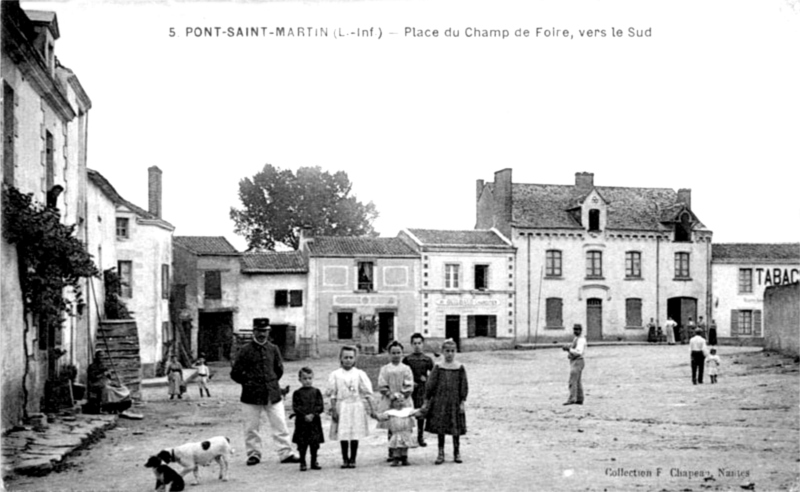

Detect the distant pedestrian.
xmin=708 ymin=319 xmax=718 ymax=346
xmin=377 ymin=340 xmax=414 ymax=461
xmin=425 ymin=338 xmax=468 ymax=465
xmin=327 ymin=346 xmax=374 ymax=469
xmin=377 ymin=395 xmax=424 ymax=466
xmin=705 ymin=348 xmax=721 ymax=384
xmin=292 ymin=367 xmax=324 ymax=471
xmin=689 ymin=328 xmax=708 ymax=385
xmin=562 ymin=324 xmax=586 ymax=406
xmin=230 ymin=318 xmax=300 ymax=466
xmin=697 ymin=316 xmax=707 ymax=338
xmin=683 ymin=317 xmax=696 ymax=344
xmin=194 ymin=357 xmax=211 ymax=398
xmin=402 ymin=333 xmax=434 ymax=447
xmin=664 ymin=316 xmax=677 ymax=345
xmin=167 ymin=355 xmax=183 ymax=400
xmin=646 ymin=318 xmax=657 ymax=342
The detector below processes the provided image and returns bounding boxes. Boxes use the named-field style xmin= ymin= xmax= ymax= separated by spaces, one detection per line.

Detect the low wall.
xmin=764 ymin=283 xmax=800 ymax=357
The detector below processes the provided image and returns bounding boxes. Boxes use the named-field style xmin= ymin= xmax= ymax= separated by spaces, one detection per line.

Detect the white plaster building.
xmin=397 ymin=229 xmax=516 ymax=350
xmin=711 ymin=243 xmax=800 ymax=343
xmin=477 ymin=170 xmax=712 ymax=343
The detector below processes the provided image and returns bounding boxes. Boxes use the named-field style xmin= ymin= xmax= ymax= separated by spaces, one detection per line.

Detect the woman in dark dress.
xmin=424 ymin=339 xmax=468 ymax=465
xmin=292 ymin=367 xmax=325 ymax=471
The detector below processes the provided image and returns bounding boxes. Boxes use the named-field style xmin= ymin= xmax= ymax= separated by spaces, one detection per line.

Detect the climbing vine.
xmin=2 ymin=186 xmax=99 ymax=337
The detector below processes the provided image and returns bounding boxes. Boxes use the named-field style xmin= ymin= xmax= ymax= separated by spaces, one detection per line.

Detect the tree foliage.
xmin=230 ymin=164 xmax=379 ymax=250
xmin=2 ymin=186 xmax=99 ymax=331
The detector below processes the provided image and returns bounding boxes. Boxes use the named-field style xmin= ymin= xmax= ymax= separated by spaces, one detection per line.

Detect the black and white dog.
xmin=157 ymin=435 xmax=232 ymax=484
xmin=144 ymin=455 xmax=185 ymax=492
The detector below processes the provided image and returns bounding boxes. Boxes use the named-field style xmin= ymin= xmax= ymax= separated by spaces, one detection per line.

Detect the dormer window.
xmin=675 ymin=212 xmax=692 ymax=242
xmin=588 ymin=209 xmax=601 ymax=231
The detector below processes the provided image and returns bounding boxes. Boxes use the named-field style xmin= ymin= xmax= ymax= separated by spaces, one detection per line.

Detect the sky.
xmin=24 ymin=0 xmax=800 ymax=251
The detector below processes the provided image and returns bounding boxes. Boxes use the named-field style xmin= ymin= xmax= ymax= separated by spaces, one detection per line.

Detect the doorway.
xmin=378 ymin=312 xmax=394 ymax=352
xmin=667 ymin=297 xmax=697 ymax=343
xmin=198 ymin=311 xmax=233 ymax=362
xmin=445 ymin=315 xmax=461 ymax=350
xmin=586 ymin=298 xmax=603 ymax=341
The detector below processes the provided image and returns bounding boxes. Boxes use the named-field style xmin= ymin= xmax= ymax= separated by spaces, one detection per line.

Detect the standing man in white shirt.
xmin=689 ymin=328 xmax=708 ymax=385
xmin=562 ymin=324 xmax=586 ymax=405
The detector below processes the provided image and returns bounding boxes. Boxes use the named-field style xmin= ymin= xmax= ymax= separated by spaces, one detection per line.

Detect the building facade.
xmin=303 ymin=235 xmax=420 ymax=356
xmin=477 ymin=169 xmax=712 ymax=343
xmin=89 ymin=168 xmax=174 ymax=377
xmin=1 ymin=2 xmax=92 ymax=430
xmin=711 ymin=243 xmax=800 ymax=343
xmin=397 ymin=229 xmax=516 ymax=351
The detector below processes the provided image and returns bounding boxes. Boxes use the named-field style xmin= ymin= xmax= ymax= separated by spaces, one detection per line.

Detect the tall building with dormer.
xmin=476 ymin=169 xmax=712 ymax=342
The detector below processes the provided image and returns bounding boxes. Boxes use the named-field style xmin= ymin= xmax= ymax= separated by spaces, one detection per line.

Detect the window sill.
xmin=585 ymin=276 xmax=605 ymax=281
xmin=545 ymin=276 xmax=563 ymax=280
xmin=545 ymin=326 xmax=564 ymax=330
xmin=624 ymin=277 xmax=644 ymax=281
xmin=625 ymin=326 xmax=644 ymax=330
xmin=354 ymin=289 xmax=375 ymax=294
xmin=673 ymin=277 xmax=693 ymax=282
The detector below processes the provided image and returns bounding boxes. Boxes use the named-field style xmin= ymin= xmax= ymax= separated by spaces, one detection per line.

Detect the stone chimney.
xmin=493 ymin=169 xmax=513 ymax=238
xmin=575 ymin=172 xmax=594 ymax=191
xmin=298 ymin=226 xmax=314 ymax=252
xmin=476 ymin=179 xmax=484 ymax=202
xmin=148 ymin=166 xmax=162 ymax=218
xmin=677 ymin=188 xmax=692 ymax=209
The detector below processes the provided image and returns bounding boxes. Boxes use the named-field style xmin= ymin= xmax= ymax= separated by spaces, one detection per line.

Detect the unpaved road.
xmin=5 ymin=345 xmax=799 ymax=492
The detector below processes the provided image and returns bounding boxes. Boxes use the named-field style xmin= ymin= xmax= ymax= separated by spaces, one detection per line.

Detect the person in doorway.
xmin=646 ymin=318 xmax=657 ymax=342
xmin=697 ymin=316 xmax=707 ymax=338
xmin=708 ymin=319 xmax=718 ymax=346
xmin=230 ymin=318 xmax=300 ymax=466
xmin=664 ymin=316 xmax=677 ymax=345
xmin=689 ymin=327 xmax=709 ymax=385
xmin=562 ymin=324 xmax=586 ymax=405
xmin=167 ymin=355 xmax=184 ymax=400
xmin=683 ymin=317 xmax=696 ymax=344
xmin=402 ymin=333 xmax=434 ymax=447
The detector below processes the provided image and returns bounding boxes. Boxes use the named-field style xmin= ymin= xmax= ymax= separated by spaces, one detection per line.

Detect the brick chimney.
xmin=476 ymin=179 xmax=484 ymax=202
xmin=575 ymin=172 xmax=594 ymax=191
xmin=298 ymin=226 xmax=314 ymax=252
xmin=493 ymin=169 xmax=513 ymax=238
xmin=148 ymin=166 xmax=162 ymax=218
xmin=677 ymin=188 xmax=692 ymax=209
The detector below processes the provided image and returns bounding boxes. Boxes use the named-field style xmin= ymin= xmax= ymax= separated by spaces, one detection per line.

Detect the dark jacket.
xmin=230 ymin=340 xmax=285 ymax=405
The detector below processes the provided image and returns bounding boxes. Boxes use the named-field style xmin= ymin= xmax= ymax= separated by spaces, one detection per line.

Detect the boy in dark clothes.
xmin=402 ymin=333 xmax=434 ymax=447
xmin=291 ymin=367 xmax=325 ymax=471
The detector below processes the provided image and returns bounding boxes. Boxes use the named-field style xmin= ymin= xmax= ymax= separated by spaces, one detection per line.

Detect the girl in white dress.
xmin=327 ymin=346 xmax=374 ymax=468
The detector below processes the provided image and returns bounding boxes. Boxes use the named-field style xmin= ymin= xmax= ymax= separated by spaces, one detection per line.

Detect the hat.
xmin=253 ymin=318 xmax=271 ymax=330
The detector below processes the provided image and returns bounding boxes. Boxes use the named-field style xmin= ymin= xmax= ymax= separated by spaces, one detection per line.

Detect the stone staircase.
xmin=96 ymin=320 xmax=142 ymax=400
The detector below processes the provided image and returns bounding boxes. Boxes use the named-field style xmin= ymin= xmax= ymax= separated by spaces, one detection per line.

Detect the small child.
xmin=425 ymin=338 xmax=468 ymax=464
xmin=326 ymin=346 xmax=374 ymax=469
xmin=193 ymin=357 xmax=211 ymax=398
xmin=377 ymin=395 xmax=423 ymax=466
xmin=377 ymin=340 xmax=414 ymax=461
xmin=403 ymin=333 xmax=434 ymax=447
xmin=292 ymin=367 xmax=324 ymax=471
xmin=705 ymin=348 xmax=721 ymax=384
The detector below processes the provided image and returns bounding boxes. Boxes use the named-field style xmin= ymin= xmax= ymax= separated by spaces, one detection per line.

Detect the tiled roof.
xmin=241 ymin=251 xmax=308 ymax=273
xmin=511 ymin=183 xmax=702 ymax=231
xmin=407 ymin=229 xmax=511 ymax=248
xmin=712 ymin=243 xmax=800 ymax=263
xmin=87 ymin=169 xmax=174 ymax=229
xmin=174 ymin=236 xmax=239 ymax=256
xmin=307 ymin=237 xmax=418 ymax=257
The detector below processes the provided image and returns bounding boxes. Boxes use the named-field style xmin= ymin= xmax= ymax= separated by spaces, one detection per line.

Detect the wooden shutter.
xmin=730 ymin=310 xmax=739 ymax=337
xmin=488 ymin=316 xmax=497 ymax=338
xmin=290 ymin=290 xmax=303 ymax=307
xmin=754 ymin=310 xmax=762 ymax=337
xmin=546 ymin=298 xmax=563 ymax=328
xmin=328 ymin=312 xmax=338 ymax=341
xmin=467 ymin=316 xmax=477 ymax=338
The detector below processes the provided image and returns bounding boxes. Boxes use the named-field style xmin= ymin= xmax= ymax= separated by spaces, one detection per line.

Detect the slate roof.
xmin=712 ymin=243 xmax=800 ymax=263
xmin=87 ymin=169 xmax=174 ymax=229
xmin=406 ymin=229 xmax=512 ymax=249
xmin=510 ymin=183 xmax=704 ymax=231
xmin=306 ymin=237 xmax=418 ymax=257
xmin=241 ymin=251 xmax=308 ymax=273
xmin=174 ymin=236 xmax=239 ymax=256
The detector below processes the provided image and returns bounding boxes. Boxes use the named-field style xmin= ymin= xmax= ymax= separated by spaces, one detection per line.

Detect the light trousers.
xmin=567 ymin=358 xmax=585 ymax=404
xmin=243 ymin=401 xmax=294 ymax=461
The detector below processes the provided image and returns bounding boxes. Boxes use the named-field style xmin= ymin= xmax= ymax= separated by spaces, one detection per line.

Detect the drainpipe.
xmin=526 ymin=233 xmax=531 ymax=343
xmin=656 ymin=235 xmax=660 ymax=322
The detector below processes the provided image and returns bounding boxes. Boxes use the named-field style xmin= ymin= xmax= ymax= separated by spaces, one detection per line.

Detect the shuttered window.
xmin=467 ymin=315 xmax=497 ymax=338
xmin=625 ymin=298 xmax=643 ymax=328
xmin=731 ymin=309 xmax=762 ymax=337
xmin=546 ymin=298 xmax=563 ymax=328
xmin=204 ymin=271 xmax=221 ymax=299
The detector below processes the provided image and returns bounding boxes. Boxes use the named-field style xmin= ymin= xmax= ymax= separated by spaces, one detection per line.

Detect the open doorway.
xmin=667 ymin=297 xmax=697 ymax=343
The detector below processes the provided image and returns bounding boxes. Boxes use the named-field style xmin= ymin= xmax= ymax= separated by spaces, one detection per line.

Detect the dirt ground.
xmin=4 ymin=344 xmax=799 ymax=492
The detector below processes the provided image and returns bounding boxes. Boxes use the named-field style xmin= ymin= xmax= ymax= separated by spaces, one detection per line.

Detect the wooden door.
xmin=586 ymin=298 xmax=603 ymax=341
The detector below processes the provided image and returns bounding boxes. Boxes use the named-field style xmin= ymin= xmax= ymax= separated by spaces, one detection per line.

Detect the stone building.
xmin=172 ymin=236 xmax=240 ymax=364
xmin=476 ymin=169 xmax=712 ymax=343
xmin=711 ymin=243 xmax=800 ymax=344
xmin=88 ymin=168 xmax=174 ymax=377
xmin=397 ymin=228 xmax=516 ymax=350
xmin=302 ymin=234 xmax=420 ymax=356
xmin=1 ymin=2 xmax=92 ymax=430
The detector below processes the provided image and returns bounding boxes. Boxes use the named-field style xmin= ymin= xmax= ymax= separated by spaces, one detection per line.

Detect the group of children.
xmin=289 ymin=334 xmax=468 ymax=471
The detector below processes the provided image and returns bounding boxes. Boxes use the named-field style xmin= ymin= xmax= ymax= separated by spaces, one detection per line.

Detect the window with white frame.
xmin=445 ymin=264 xmax=460 ymax=289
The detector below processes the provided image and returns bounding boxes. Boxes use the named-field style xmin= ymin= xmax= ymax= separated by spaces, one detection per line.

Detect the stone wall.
xmin=764 ymin=283 xmax=800 ymax=357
